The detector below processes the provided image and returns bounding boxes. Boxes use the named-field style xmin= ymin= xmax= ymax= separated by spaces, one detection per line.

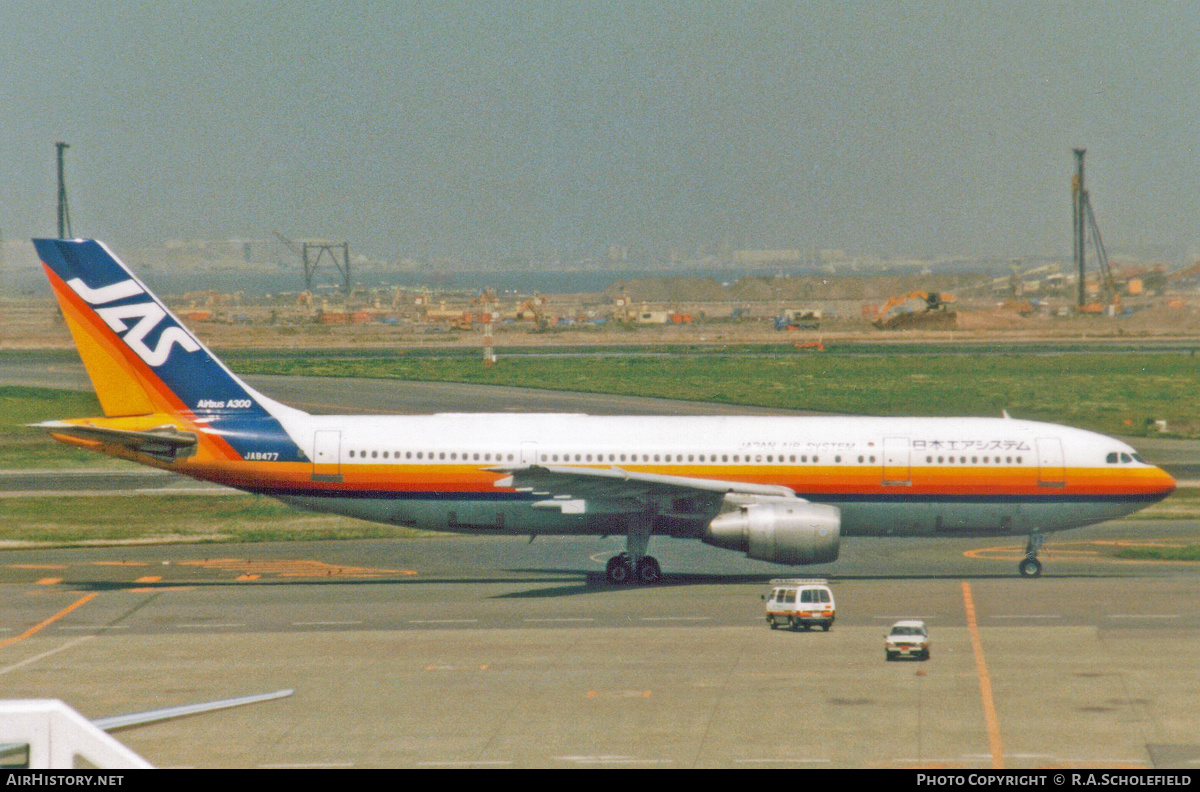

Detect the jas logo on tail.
xmin=67 ymin=277 xmax=201 ymax=367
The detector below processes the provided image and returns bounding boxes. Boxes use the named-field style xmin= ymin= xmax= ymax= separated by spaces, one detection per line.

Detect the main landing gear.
xmin=1018 ymin=533 xmax=1045 ymax=578
xmin=605 ymin=553 xmax=662 ymax=585
xmin=604 ymin=513 xmax=662 ymax=585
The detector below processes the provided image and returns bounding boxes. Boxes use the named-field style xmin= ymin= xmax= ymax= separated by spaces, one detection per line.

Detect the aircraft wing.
xmin=489 ymin=464 xmax=797 ymax=516
xmin=31 ymin=421 xmax=198 ymax=461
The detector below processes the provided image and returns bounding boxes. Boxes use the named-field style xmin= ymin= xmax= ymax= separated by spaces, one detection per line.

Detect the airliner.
xmin=31 ymin=239 xmax=1175 ymax=582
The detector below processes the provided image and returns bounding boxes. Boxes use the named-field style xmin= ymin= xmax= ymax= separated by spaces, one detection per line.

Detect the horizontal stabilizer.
xmin=33 ymin=420 xmax=198 ymax=462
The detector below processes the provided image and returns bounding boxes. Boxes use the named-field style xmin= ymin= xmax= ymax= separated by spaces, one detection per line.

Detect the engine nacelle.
xmin=701 ymin=495 xmax=841 ymax=565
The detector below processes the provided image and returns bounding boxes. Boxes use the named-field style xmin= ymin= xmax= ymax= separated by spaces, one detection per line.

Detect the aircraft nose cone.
xmin=1155 ymin=466 xmax=1177 ymax=497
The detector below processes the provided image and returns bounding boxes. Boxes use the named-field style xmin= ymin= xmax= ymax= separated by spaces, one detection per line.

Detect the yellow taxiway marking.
xmin=178 ymin=558 xmax=415 ymax=578
xmin=35 ymin=578 xmax=63 ymax=585
xmin=0 ymin=593 xmax=98 ymax=650
xmin=965 ymin=540 xmax=1198 ymax=563
xmin=91 ymin=561 xmax=149 ymax=567
xmin=9 ymin=564 xmax=67 ymax=570
xmin=961 ymin=581 xmax=1004 ymax=770
xmin=134 ymin=575 xmax=162 ymax=583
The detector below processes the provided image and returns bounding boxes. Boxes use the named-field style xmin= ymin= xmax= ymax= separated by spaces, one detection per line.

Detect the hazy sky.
xmin=2 ymin=1 xmax=1197 ymax=263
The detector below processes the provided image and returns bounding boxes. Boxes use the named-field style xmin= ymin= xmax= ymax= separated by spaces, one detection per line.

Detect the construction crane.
xmin=1072 ymin=149 xmax=1121 ymax=315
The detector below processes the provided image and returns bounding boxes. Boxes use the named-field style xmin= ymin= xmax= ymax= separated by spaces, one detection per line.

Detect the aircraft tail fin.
xmin=34 ymin=238 xmax=292 ymax=422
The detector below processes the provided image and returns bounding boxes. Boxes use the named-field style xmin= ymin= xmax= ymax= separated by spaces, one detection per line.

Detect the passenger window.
xmin=800 ymin=589 xmax=813 ymax=603
xmin=819 ymin=590 xmax=830 ymax=603
xmin=784 ymin=590 xmax=795 ymax=604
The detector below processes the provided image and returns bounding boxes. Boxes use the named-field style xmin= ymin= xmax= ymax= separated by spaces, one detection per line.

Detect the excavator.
xmin=872 ymin=291 xmax=956 ymax=330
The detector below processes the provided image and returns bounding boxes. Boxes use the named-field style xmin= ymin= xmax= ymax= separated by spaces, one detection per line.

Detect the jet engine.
xmin=701 ymin=494 xmax=840 ymax=565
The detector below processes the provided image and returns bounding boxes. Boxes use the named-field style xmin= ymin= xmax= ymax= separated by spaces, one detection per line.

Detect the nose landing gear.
xmin=1019 ymin=534 xmax=1045 ymax=578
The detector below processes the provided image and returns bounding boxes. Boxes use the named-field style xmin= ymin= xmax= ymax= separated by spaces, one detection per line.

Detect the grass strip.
xmin=0 ymin=494 xmax=435 ymax=545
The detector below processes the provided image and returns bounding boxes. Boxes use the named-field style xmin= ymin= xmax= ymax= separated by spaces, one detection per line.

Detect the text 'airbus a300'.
xmin=32 ymin=239 xmax=1175 ymax=582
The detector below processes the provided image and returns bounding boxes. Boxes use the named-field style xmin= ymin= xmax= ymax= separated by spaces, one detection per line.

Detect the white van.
xmin=765 ymin=579 xmax=835 ymax=631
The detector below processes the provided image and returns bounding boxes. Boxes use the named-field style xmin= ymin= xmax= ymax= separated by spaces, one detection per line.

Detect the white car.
xmin=885 ymin=620 xmax=930 ymax=661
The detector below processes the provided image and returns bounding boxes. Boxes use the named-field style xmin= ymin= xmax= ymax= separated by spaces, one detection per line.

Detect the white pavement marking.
xmin=0 ymin=636 xmax=95 ymax=676
xmin=641 ymin=616 xmax=710 ymax=621
xmin=408 ymin=619 xmax=478 ymax=624
xmin=556 ymin=755 xmax=674 ymax=765
xmin=175 ymin=623 xmax=246 ymax=628
xmin=292 ymin=621 xmax=364 ymax=626
xmin=417 ymin=761 xmax=515 ymax=767
xmin=1107 ymin=614 xmax=1179 ymax=619
xmin=258 ymin=762 xmax=355 ymax=769
xmin=733 ymin=758 xmax=832 ymax=764
xmin=522 ymin=618 xmax=595 ymax=623
xmin=991 ymin=615 xmax=1063 ymax=619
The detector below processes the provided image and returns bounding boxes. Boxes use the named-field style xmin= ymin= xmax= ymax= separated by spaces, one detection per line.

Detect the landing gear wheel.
xmin=606 ymin=554 xmax=633 ymax=584
xmin=1018 ymin=556 xmax=1043 ymax=578
xmin=635 ymin=556 xmax=662 ymax=585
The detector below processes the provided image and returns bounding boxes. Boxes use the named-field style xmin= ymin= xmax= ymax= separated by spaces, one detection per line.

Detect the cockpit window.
xmin=1132 ymin=453 xmax=1146 ymax=464
xmin=1106 ymin=452 xmax=1119 ymax=464
xmin=1120 ymin=453 xmax=1132 ymax=463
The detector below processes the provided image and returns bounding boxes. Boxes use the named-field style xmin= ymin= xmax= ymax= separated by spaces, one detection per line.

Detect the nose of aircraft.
xmin=1148 ymin=465 xmax=1176 ymax=499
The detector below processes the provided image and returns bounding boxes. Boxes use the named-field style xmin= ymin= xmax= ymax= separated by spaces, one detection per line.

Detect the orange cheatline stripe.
xmin=961 ymin=581 xmax=1004 ymax=769
xmin=0 ymin=593 xmax=98 ymax=650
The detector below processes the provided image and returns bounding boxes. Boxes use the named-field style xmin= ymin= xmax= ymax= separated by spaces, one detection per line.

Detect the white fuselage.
xmin=245 ymin=412 xmax=1174 ymax=540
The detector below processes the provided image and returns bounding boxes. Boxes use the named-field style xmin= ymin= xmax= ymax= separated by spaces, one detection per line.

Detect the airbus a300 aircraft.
xmin=32 ymin=239 xmax=1175 ymax=582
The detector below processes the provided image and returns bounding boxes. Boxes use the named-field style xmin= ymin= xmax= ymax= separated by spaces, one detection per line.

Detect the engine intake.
xmin=701 ymin=495 xmax=840 ymax=565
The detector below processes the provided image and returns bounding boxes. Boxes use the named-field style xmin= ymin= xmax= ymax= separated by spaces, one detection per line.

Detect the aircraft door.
xmin=521 ymin=441 xmax=538 ymax=465
xmin=312 ymin=430 xmax=342 ymax=482
xmin=1036 ymin=437 xmax=1065 ymax=486
xmin=882 ymin=437 xmax=911 ymax=485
